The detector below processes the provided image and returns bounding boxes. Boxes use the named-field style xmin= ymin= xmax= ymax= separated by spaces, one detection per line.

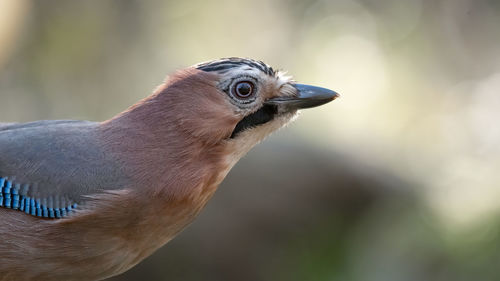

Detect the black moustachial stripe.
xmin=230 ymin=104 xmax=278 ymax=138
xmin=197 ymin=58 xmax=275 ymax=76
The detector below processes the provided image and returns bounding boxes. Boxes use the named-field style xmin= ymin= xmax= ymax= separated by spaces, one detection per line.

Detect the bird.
xmin=0 ymin=57 xmax=338 ymax=281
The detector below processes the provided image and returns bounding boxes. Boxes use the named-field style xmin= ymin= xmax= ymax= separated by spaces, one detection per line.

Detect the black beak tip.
xmin=325 ymin=90 xmax=340 ymax=102
xmin=264 ymin=83 xmax=340 ymax=110
xmin=294 ymin=83 xmax=340 ymax=109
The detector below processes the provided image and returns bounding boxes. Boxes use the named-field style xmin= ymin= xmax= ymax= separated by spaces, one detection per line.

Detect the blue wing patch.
xmin=0 ymin=177 xmax=77 ymax=219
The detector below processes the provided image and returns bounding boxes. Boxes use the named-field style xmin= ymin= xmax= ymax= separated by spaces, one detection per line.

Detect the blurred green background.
xmin=1 ymin=0 xmax=500 ymax=280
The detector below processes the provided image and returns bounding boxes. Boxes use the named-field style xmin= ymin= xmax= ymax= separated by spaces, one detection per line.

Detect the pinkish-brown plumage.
xmin=0 ymin=58 xmax=338 ymax=280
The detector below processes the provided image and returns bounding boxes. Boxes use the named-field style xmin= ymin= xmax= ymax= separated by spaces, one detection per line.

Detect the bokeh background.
xmin=1 ymin=0 xmax=500 ymax=280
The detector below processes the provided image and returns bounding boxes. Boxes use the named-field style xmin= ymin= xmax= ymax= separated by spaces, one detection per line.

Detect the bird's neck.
xmin=83 ymin=106 xmax=234 ymax=261
xmin=54 ymin=93 xmax=252 ymax=272
xmin=98 ymin=91 xmax=238 ymax=210
xmin=102 ymin=108 xmax=228 ymax=191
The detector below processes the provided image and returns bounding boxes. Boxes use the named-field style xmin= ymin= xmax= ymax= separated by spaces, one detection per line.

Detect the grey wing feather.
xmin=0 ymin=120 xmax=127 ymax=218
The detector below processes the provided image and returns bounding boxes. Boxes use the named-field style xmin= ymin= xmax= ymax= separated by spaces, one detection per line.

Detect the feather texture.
xmin=0 ymin=61 xmax=308 ymax=280
xmin=0 ymin=69 xmax=238 ymax=280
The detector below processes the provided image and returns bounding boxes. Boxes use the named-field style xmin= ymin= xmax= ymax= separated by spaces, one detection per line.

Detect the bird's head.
xmin=195 ymin=58 xmax=339 ymax=142
xmin=116 ymin=58 xmax=338 ymax=162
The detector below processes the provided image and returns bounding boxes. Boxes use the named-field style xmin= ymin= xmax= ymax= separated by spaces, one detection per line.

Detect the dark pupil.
xmin=236 ymin=82 xmax=252 ymax=97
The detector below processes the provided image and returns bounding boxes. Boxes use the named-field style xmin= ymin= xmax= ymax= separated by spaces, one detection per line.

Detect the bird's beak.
xmin=264 ymin=84 xmax=340 ymax=111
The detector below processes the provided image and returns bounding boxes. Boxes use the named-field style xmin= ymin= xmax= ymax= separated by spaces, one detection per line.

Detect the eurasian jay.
xmin=0 ymin=58 xmax=338 ymax=281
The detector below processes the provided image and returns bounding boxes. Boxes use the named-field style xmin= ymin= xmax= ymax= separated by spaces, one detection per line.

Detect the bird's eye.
xmin=232 ymin=81 xmax=254 ymax=99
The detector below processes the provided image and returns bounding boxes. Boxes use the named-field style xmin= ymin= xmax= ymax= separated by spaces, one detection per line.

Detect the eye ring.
xmin=232 ymin=81 xmax=255 ymax=99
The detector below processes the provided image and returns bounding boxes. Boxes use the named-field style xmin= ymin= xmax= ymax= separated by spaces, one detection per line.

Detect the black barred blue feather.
xmin=0 ymin=177 xmax=77 ymax=218
xmin=0 ymin=120 xmax=128 ymax=219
